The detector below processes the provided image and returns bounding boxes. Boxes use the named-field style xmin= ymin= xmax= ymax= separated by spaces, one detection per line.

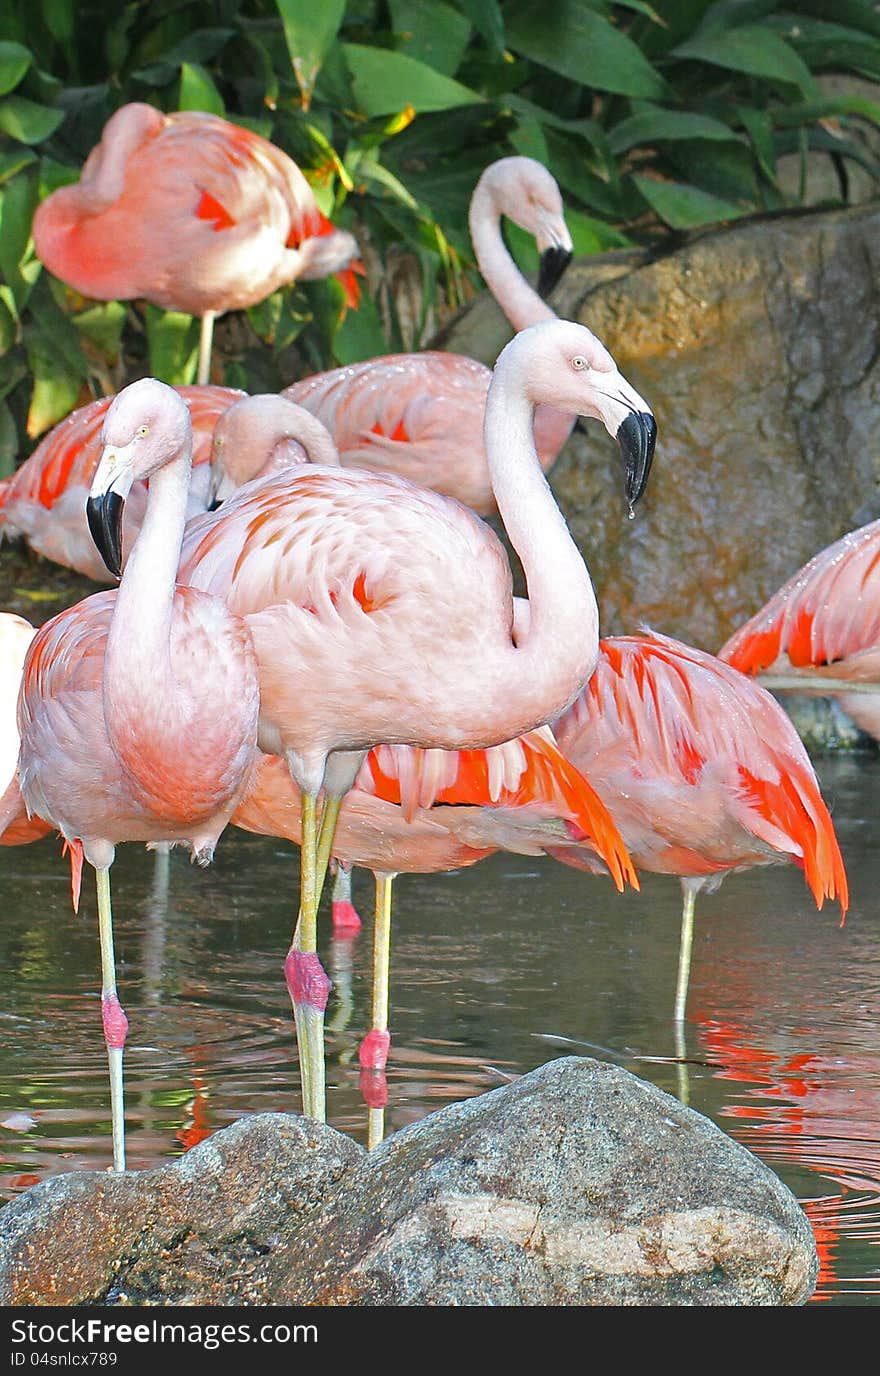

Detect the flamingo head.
xmin=207 ymin=394 xmax=341 ymax=508
xmin=87 ymin=377 xmax=191 ymax=577
xmin=479 ymin=157 xmax=574 ymax=298
xmin=496 ymin=318 xmax=657 ymax=511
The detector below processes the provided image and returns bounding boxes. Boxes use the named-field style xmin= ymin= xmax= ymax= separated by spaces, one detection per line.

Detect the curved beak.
xmin=86 ymin=490 xmax=125 ymax=579
xmin=87 ymin=442 xmax=136 ymax=579
xmin=538 ymin=245 xmax=573 ymax=299
xmin=616 ymin=411 xmax=657 ymax=511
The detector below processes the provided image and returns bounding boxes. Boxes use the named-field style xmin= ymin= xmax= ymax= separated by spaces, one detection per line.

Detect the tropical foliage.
xmin=1 ymin=0 xmax=879 ymax=470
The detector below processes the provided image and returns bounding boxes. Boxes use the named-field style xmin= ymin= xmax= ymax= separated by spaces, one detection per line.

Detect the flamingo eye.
xmin=137 ymin=425 xmax=149 ymax=437
xmin=571 ymin=355 xmax=590 ymax=372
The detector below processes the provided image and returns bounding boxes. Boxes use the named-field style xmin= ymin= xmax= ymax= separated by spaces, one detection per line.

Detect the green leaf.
xmin=25 ymin=360 xmax=82 ymax=441
xmin=609 ymin=105 xmax=739 ymax=155
xmin=566 ymin=206 xmax=633 ymax=253
xmin=145 ymin=306 xmax=199 ymax=386
xmin=390 ymin=0 xmax=471 ymax=76
xmin=0 ymin=95 xmax=64 ymax=144
xmin=0 ymin=173 xmax=39 ymax=312
xmin=0 ymin=41 xmax=31 ymax=97
xmin=775 ymin=16 xmax=880 ymax=83
xmin=42 ymin=0 xmax=75 ymax=44
xmin=673 ymin=24 xmax=817 ymax=97
xmin=179 ymin=62 xmax=225 ymax=115
xmin=737 ymin=106 xmax=777 ymax=185
xmin=632 ymin=174 xmax=748 ymax=228
xmin=330 ymin=286 xmax=388 ymax=366
xmin=342 ymin=43 xmax=484 ymax=116
xmin=510 ymin=119 xmax=550 ymax=165
xmin=0 ymin=147 xmax=36 ymax=184
xmin=276 ymin=0 xmax=346 ymax=109
xmin=505 ymin=0 xmax=667 ymax=99
xmin=73 ymin=301 xmax=127 ymax=360
xmin=0 ymin=400 xmax=16 ymax=478
xmin=457 ymin=0 xmax=505 ymax=54
xmin=0 ymin=292 xmax=15 ymax=353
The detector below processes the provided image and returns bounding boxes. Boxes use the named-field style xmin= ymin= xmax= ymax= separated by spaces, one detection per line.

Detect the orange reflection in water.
xmin=697 ymin=1017 xmax=880 ymax=1303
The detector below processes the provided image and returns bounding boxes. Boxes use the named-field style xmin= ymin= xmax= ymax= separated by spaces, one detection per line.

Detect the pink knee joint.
xmin=101 ymin=993 xmax=129 ymax=1051
xmin=284 ymin=949 xmax=331 ymax=1013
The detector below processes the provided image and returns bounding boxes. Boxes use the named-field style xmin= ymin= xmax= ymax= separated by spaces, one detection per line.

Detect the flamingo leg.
xmin=197 ymin=311 xmax=216 ymax=386
xmin=674 ymin=883 xmax=697 ymax=1024
xmin=286 ymin=792 xmax=330 ymax=1121
xmin=360 ymin=872 xmax=394 ymax=1074
xmin=95 ymin=865 xmax=128 ymax=1172
xmin=314 ymin=794 xmax=344 ymax=911
xmin=674 ymin=1021 xmax=690 ymax=1107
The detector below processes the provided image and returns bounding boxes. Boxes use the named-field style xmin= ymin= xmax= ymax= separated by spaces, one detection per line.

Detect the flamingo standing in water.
xmin=16 ymin=379 xmax=260 ymax=1171
xmin=718 ymin=518 xmax=880 ymax=742
xmin=0 ymin=386 xmax=244 ymax=582
xmin=31 ymin=103 xmax=360 ymax=384
xmin=0 ymin=613 xmax=51 ymax=847
xmin=284 ymin=157 xmax=593 ymax=514
xmin=540 ymin=632 xmax=849 ymax=1024
xmin=233 ymin=725 xmax=637 ymax=1140
xmin=176 ymin=317 xmax=657 ymax=1121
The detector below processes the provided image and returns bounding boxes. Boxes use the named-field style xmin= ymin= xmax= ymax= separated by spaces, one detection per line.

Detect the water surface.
xmin=1 ymin=753 xmax=878 ymax=1307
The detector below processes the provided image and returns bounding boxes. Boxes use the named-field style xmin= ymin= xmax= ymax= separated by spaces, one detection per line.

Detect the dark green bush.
xmin=1 ymin=0 xmax=879 ymax=470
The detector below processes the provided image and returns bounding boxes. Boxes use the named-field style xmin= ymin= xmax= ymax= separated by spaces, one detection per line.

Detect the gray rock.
xmin=283 ymin=1057 xmax=817 ymax=1306
xmin=0 ymin=1112 xmax=363 ymax=1306
xmin=438 ymin=205 xmax=880 ymax=661
xmin=0 ymin=1058 xmax=817 ymax=1306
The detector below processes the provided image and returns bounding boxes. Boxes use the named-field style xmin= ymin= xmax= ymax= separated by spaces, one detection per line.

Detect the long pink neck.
xmin=482 ymin=364 xmax=599 ymax=735
xmin=469 ymin=181 xmax=555 ymax=335
xmin=469 ymin=182 xmax=574 ymax=467
xmin=103 ymin=452 xmax=190 ymax=760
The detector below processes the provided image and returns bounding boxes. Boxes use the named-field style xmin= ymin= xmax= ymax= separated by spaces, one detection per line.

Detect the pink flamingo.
xmin=541 ymin=632 xmax=849 ymax=1023
xmin=31 ymin=103 xmax=360 ymax=384
xmin=233 ymin=726 xmax=637 ymax=1126
xmin=176 ymin=317 xmax=656 ymax=1120
xmin=718 ymin=518 xmax=880 ymax=742
xmin=16 ymin=379 xmax=261 ymax=1171
xmin=0 ymin=613 xmax=51 ymax=847
xmin=283 ymin=157 xmax=608 ymax=515
xmin=0 ymin=385 xmax=244 ymax=582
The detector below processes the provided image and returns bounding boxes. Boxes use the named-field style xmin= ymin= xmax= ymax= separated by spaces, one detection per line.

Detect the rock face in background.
xmin=439 ymin=204 xmax=880 ymax=656
xmin=0 ymin=1058 xmax=818 ymax=1307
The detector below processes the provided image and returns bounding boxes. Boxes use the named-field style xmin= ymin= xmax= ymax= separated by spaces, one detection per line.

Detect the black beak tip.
xmin=86 ymin=491 xmax=124 ymax=580
xmin=537 ymin=245 xmax=573 ymax=299
xmin=207 ymin=495 xmax=221 ymax=512
xmin=616 ymin=411 xmax=657 ymax=510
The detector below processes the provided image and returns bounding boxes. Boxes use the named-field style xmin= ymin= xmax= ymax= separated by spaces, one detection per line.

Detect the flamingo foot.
xmin=358 ymin=1027 xmax=391 ymax=1071
xmin=331 ymin=898 xmax=362 ymax=935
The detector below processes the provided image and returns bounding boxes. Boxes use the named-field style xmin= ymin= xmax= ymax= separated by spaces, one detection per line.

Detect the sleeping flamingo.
xmin=719 ymin=518 xmax=880 ymax=742
xmin=173 ymin=317 xmax=656 ymax=1121
xmin=16 ymin=379 xmax=261 ymax=1171
xmin=0 ymin=386 xmax=244 ymax=582
xmin=0 ymin=613 xmax=51 ymax=848
xmin=31 ymin=103 xmax=360 ymax=384
xmin=283 ymin=157 xmax=600 ymax=515
xmin=0 ymin=389 xmax=343 ymax=583
xmin=542 ymin=632 xmax=849 ymax=1023
xmin=233 ymin=725 xmax=637 ymax=1132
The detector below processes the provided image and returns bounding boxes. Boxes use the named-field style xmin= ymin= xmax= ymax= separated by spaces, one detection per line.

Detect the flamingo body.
xmin=15 ymin=378 xmax=261 ymax=1169
xmin=283 ymin=156 xmax=578 ymax=515
xmin=32 ymin=104 xmax=358 ymax=318
xmin=551 ymin=632 xmax=849 ymax=910
xmin=0 ymin=385 xmax=243 ymax=582
xmin=719 ymin=518 xmax=880 ymax=741
xmin=18 ymin=587 xmax=257 ymax=868
xmin=177 ymin=317 xmax=656 ymax=1117
xmin=284 ymin=351 xmax=570 ymax=515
